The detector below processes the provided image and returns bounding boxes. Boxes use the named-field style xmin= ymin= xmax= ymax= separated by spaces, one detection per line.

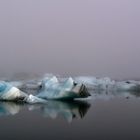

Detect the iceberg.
xmin=74 ymin=76 xmax=140 ymax=92
xmin=0 ymin=81 xmax=27 ymax=101
xmin=37 ymin=77 xmax=90 ymax=100
xmin=25 ymin=94 xmax=47 ymax=104
xmin=115 ymin=81 xmax=140 ymax=91
xmin=0 ymin=81 xmax=47 ymax=103
xmin=41 ymin=76 xmax=58 ymax=90
xmin=74 ymin=76 xmax=115 ymax=90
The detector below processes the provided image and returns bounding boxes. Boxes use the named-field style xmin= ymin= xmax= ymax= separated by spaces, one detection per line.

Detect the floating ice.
xmin=25 ymin=94 xmax=47 ymax=104
xmin=74 ymin=76 xmax=140 ymax=92
xmin=42 ymin=76 xmax=58 ymax=90
xmin=0 ymin=77 xmax=90 ymax=103
xmin=116 ymin=81 xmax=140 ymax=91
xmin=1 ymin=75 xmax=140 ymax=103
xmin=74 ymin=76 xmax=115 ymax=87
xmin=0 ymin=81 xmax=46 ymax=103
xmin=0 ymin=81 xmax=27 ymax=101
xmin=37 ymin=77 xmax=90 ymax=100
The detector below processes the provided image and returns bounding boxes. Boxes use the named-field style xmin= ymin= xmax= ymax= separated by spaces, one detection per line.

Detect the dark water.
xmin=0 ymin=92 xmax=140 ymax=140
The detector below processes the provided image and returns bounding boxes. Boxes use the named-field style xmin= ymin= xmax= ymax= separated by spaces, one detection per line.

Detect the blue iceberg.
xmin=36 ymin=77 xmax=90 ymax=100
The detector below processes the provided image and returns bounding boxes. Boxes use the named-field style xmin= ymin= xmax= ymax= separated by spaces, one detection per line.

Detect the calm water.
xmin=0 ymin=91 xmax=140 ymax=140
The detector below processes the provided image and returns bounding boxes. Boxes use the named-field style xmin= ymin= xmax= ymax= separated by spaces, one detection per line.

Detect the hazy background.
xmin=0 ymin=0 xmax=140 ymax=79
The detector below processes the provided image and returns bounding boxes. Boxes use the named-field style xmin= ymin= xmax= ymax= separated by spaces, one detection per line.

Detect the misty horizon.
xmin=0 ymin=0 xmax=140 ymax=79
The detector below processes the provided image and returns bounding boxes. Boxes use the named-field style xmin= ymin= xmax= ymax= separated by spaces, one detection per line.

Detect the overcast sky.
xmin=0 ymin=0 xmax=140 ymax=79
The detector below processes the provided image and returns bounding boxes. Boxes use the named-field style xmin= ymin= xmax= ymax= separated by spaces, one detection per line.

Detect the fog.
xmin=0 ymin=0 xmax=140 ymax=79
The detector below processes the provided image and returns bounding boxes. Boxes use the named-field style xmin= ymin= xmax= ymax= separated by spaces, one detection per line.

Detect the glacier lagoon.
xmin=0 ymin=75 xmax=140 ymax=140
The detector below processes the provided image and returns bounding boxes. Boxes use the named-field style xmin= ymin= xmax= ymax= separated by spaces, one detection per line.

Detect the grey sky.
xmin=0 ymin=0 xmax=140 ymax=79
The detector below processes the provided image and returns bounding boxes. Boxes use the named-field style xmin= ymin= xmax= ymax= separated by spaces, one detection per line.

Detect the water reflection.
xmin=0 ymin=102 xmax=21 ymax=116
xmin=0 ymin=100 xmax=91 ymax=122
xmin=0 ymin=90 xmax=140 ymax=121
xmin=29 ymin=100 xmax=91 ymax=122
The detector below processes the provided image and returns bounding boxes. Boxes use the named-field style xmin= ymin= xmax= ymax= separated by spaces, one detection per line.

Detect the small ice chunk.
xmin=25 ymin=94 xmax=47 ymax=104
xmin=116 ymin=81 xmax=140 ymax=91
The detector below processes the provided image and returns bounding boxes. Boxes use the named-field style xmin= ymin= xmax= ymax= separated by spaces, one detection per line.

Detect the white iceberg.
xmin=0 ymin=81 xmax=47 ymax=103
xmin=0 ymin=81 xmax=27 ymax=101
xmin=25 ymin=94 xmax=47 ymax=104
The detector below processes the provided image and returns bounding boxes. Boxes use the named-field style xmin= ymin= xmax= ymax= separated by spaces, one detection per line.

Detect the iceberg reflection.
xmin=29 ymin=100 xmax=91 ymax=123
xmin=0 ymin=101 xmax=91 ymax=122
xmin=0 ymin=102 xmax=21 ymax=116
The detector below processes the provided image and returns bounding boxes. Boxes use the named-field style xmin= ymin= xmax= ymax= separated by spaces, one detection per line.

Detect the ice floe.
xmin=0 ymin=77 xmax=90 ymax=103
xmin=37 ymin=77 xmax=90 ymax=100
xmin=0 ymin=75 xmax=140 ymax=103
xmin=0 ymin=81 xmax=27 ymax=101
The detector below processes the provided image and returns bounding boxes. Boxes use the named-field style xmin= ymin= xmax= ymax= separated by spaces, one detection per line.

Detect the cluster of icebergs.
xmin=73 ymin=76 xmax=140 ymax=100
xmin=74 ymin=76 xmax=140 ymax=92
xmin=1 ymin=75 xmax=140 ymax=103
xmin=1 ymin=75 xmax=140 ymax=121
xmin=0 ymin=76 xmax=90 ymax=103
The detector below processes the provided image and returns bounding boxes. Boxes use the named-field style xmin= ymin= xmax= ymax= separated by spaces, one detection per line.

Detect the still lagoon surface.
xmin=0 ymin=89 xmax=140 ymax=140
